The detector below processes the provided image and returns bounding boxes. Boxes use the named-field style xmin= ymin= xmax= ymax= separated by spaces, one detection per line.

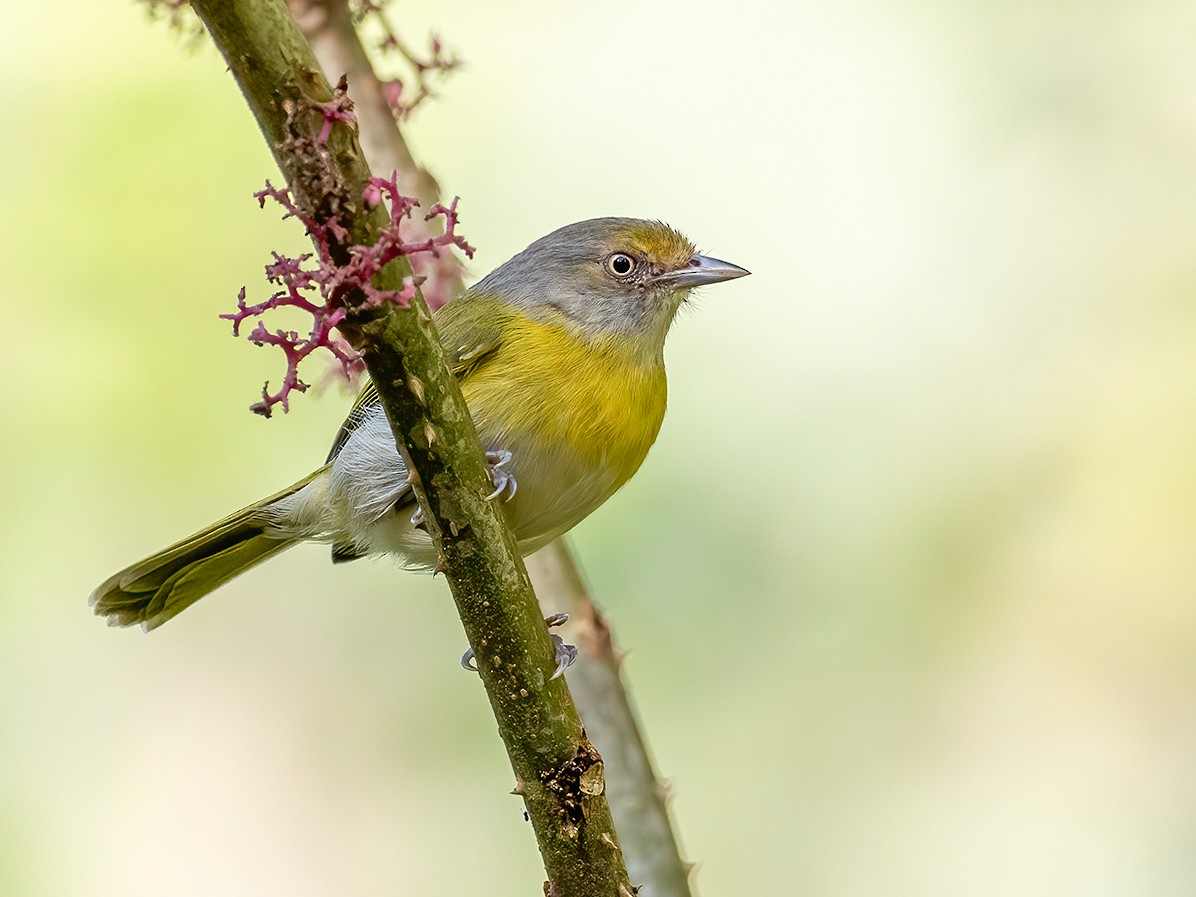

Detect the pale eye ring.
xmin=604 ymin=252 xmax=637 ymax=278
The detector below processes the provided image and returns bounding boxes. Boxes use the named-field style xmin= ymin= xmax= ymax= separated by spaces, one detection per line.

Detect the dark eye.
xmin=604 ymin=253 xmax=637 ymax=278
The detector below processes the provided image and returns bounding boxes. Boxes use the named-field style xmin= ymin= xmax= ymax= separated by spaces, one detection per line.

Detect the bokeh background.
xmin=3 ymin=1 xmax=1196 ymax=894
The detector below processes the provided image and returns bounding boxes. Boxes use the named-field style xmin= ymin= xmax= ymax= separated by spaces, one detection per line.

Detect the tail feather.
xmin=91 ymin=468 xmax=326 ymax=630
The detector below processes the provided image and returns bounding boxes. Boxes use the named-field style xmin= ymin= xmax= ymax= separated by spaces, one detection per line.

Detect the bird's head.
xmin=473 ymin=217 xmax=749 ymax=356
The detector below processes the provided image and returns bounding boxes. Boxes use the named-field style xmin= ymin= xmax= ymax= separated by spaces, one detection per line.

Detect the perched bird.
xmin=92 ymin=218 xmax=749 ymax=630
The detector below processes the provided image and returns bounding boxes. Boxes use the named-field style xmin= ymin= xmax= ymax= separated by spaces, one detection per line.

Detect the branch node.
xmin=540 ymin=743 xmax=606 ymax=840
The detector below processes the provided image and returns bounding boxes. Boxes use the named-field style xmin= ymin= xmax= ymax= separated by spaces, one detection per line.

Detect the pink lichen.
xmin=224 ymin=176 xmax=473 ymax=417
xmin=313 ymin=89 xmax=356 ymax=145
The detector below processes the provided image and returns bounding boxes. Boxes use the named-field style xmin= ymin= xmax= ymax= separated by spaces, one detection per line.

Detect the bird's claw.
xmin=460 ymin=613 xmax=578 ymax=679
xmin=413 ymin=449 xmax=513 ymax=526
xmin=547 ymin=613 xmax=578 ymax=680
xmin=484 ymin=450 xmax=518 ymax=502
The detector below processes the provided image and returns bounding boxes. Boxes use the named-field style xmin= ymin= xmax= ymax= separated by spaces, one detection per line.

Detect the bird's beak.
xmin=655 ymin=254 xmax=751 ymax=288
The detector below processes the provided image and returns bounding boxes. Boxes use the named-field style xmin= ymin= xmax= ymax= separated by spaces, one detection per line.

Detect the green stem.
xmin=187 ymin=2 xmax=631 ymax=893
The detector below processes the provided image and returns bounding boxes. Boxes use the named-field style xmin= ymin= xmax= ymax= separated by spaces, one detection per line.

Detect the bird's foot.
xmin=461 ymin=613 xmax=577 ymax=680
xmin=543 ymin=613 xmax=578 ymax=679
xmin=484 ymin=450 xmax=518 ymax=502
xmin=408 ymin=450 xmax=512 ymax=526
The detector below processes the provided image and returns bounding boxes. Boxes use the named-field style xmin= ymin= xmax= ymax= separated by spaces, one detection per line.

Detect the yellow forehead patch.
xmin=610 ymin=221 xmax=696 ymax=270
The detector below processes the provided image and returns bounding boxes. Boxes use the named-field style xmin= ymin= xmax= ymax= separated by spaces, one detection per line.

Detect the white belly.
xmin=269 ymin=405 xmax=621 ymax=569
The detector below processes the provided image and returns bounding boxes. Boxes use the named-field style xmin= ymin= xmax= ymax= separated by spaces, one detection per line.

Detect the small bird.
xmin=92 ymin=218 xmax=748 ymax=630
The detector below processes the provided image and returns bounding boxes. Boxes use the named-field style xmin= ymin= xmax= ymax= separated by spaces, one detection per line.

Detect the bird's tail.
xmin=91 ymin=467 xmax=328 ymax=631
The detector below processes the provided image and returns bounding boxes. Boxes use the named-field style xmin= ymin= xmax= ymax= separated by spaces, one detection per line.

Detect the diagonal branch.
xmin=283 ymin=5 xmax=699 ymax=894
xmin=185 ymin=1 xmax=631 ymax=894
xmin=284 ymin=4 xmax=700 ymax=894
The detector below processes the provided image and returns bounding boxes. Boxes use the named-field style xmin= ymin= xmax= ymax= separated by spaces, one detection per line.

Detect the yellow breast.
xmin=461 ymin=312 xmax=668 ymax=488
xmin=418 ymin=292 xmax=672 ymax=552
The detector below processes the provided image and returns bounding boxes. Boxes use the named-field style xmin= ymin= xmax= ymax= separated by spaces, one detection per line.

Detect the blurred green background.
xmin=3 ymin=1 xmax=1196 ymax=894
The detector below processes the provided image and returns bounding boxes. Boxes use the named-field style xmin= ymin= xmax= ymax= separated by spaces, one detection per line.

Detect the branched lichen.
xmin=223 ymin=168 xmax=472 ymax=416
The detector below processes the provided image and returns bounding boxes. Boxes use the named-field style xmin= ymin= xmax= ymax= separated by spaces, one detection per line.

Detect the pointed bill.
xmin=655 ymin=254 xmax=751 ymax=287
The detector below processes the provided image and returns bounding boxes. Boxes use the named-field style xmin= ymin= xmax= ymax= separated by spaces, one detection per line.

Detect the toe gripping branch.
xmin=484 ymin=450 xmax=517 ymax=501
xmin=462 ymin=613 xmax=578 ymax=680
xmin=409 ymin=448 xmax=517 ymax=530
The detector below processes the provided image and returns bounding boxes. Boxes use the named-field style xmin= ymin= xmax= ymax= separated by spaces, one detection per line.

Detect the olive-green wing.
xmin=325 ymin=309 xmax=506 ymax=463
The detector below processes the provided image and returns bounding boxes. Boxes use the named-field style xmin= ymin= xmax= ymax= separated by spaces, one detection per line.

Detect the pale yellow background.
xmin=2 ymin=1 xmax=1196 ymax=895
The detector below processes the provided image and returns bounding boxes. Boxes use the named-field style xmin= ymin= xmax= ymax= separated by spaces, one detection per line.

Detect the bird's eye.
xmin=604 ymin=253 xmax=637 ymax=278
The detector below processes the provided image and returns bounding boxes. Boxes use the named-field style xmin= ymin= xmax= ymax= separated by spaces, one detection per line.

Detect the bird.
xmin=91 ymin=217 xmax=749 ymax=631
